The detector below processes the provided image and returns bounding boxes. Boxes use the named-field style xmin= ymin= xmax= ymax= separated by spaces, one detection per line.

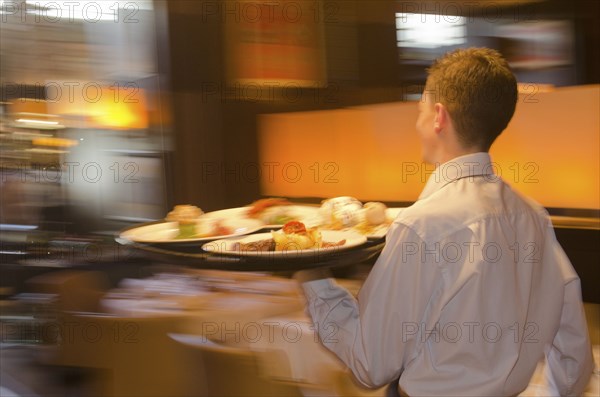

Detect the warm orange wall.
xmin=258 ymin=85 xmax=600 ymax=209
xmin=492 ymin=85 xmax=599 ymax=209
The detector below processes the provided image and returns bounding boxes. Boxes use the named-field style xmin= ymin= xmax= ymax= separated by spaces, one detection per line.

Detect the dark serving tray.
xmin=115 ymin=231 xmax=386 ymax=272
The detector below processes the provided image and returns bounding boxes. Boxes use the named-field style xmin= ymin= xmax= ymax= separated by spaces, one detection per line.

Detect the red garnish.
xmin=282 ymin=221 xmax=306 ymax=235
xmin=247 ymin=198 xmax=291 ymax=217
xmin=213 ymin=220 xmax=232 ymax=236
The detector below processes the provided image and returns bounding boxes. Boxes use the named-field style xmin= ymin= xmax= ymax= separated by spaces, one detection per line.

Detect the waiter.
xmin=296 ymin=47 xmax=593 ymax=396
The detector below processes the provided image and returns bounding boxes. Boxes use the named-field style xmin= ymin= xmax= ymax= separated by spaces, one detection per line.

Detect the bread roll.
xmin=364 ymin=202 xmax=387 ymax=225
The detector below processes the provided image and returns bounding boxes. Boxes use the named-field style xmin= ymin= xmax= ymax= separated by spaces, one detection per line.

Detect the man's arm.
xmin=296 ymin=224 xmax=441 ymax=388
xmin=545 ymin=244 xmax=594 ymax=396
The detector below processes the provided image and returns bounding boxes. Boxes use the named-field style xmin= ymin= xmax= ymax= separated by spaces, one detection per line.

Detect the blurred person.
xmin=295 ymin=48 xmax=593 ymax=396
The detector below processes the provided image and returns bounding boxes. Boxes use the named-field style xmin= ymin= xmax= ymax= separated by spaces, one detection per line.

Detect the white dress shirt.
xmin=302 ymin=153 xmax=594 ymax=396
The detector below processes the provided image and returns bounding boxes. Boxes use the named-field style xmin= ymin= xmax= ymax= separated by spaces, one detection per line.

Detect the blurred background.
xmin=0 ymin=1 xmax=598 ymax=395
xmin=1 ymin=0 xmax=598 ymax=237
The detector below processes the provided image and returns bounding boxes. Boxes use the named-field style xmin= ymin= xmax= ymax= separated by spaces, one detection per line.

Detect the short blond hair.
xmin=426 ymin=48 xmax=518 ymax=150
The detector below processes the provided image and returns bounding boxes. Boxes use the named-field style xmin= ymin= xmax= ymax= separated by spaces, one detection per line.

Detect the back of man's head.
xmin=426 ymin=47 xmax=518 ymax=151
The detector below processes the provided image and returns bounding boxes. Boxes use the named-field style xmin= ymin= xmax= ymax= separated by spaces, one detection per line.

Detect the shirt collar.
xmin=418 ymin=152 xmax=495 ymax=200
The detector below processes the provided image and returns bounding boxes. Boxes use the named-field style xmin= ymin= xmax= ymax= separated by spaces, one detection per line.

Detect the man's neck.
xmin=430 ymin=146 xmax=484 ymax=167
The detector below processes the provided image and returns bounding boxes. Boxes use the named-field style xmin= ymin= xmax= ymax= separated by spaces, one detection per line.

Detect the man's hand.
xmin=293 ymin=267 xmax=333 ymax=284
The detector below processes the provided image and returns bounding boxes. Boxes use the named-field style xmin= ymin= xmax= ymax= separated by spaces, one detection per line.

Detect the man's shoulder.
xmin=394 ymin=196 xmax=471 ymax=243
xmin=396 ymin=178 xmax=549 ymax=243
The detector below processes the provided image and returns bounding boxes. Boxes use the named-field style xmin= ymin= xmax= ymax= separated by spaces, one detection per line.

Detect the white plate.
xmin=202 ymin=230 xmax=367 ymax=257
xmin=204 ymin=205 xmax=322 ymax=228
xmin=119 ymin=217 xmax=264 ymax=244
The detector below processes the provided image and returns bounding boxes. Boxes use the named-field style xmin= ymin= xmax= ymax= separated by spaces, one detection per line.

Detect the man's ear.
xmin=433 ymin=103 xmax=448 ymax=134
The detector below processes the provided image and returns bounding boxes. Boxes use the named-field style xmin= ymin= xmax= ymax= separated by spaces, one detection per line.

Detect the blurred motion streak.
xmin=0 ymin=0 xmax=168 ymax=234
xmin=225 ymin=0 xmax=327 ymax=87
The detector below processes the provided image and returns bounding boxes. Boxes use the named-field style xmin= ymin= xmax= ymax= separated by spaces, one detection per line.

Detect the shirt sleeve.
xmin=300 ymin=223 xmax=441 ymax=388
xmin=544 ymin=244 xmax=594 ymax=396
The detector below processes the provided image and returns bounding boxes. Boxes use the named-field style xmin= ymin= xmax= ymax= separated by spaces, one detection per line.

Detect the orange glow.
xmin=90 ymin=87 xmax=149 ymax=129
xmin=32 ymin=137 xmax=78 ymax=147
xmin=8 ymin=99 xmax=48 ymax=115
xmin=258 ymin=85 xmax=600 ymax=209
xmin=44 ymin=84 xmax=149 ymax=130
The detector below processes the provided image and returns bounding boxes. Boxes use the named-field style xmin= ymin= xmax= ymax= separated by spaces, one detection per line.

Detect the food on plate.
xmin=231 ymin=221 xmax=346 ymax=252
xmin=247 ymin=197 xmax=292 ymax=217
xmin=364 ymin=202 xmax=388 ymax=225
xmin=319 ymin=198 xmax=392 ymax=235
xmin=166 ymin=205 xmax=233 ymax=239
xmin=247 ymin=197 xmax=295 ymax=224
xmin=282 ymin=220 xmax=307 ymax=234
xmin=258 ymin=206 xmax=297 ymax=225
xmin=272 ymin=221 xmax=322 ymax=250
xmin=320 ymin=240 xmax=348 ymax=248
xmin=166 ymin=205 xmax=204 ymax=239
xmin=212 ymin=220 xmax=233 ymax=236
xmin=354 ymin=202 xmax=391 ymax=235
xmin=197 ymin=219 xmax=233 ymax=237
xmin=319 ymin=196 xmax=363 ymax=229
xmin=232 ymin=238 xmax=276 ymax=252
